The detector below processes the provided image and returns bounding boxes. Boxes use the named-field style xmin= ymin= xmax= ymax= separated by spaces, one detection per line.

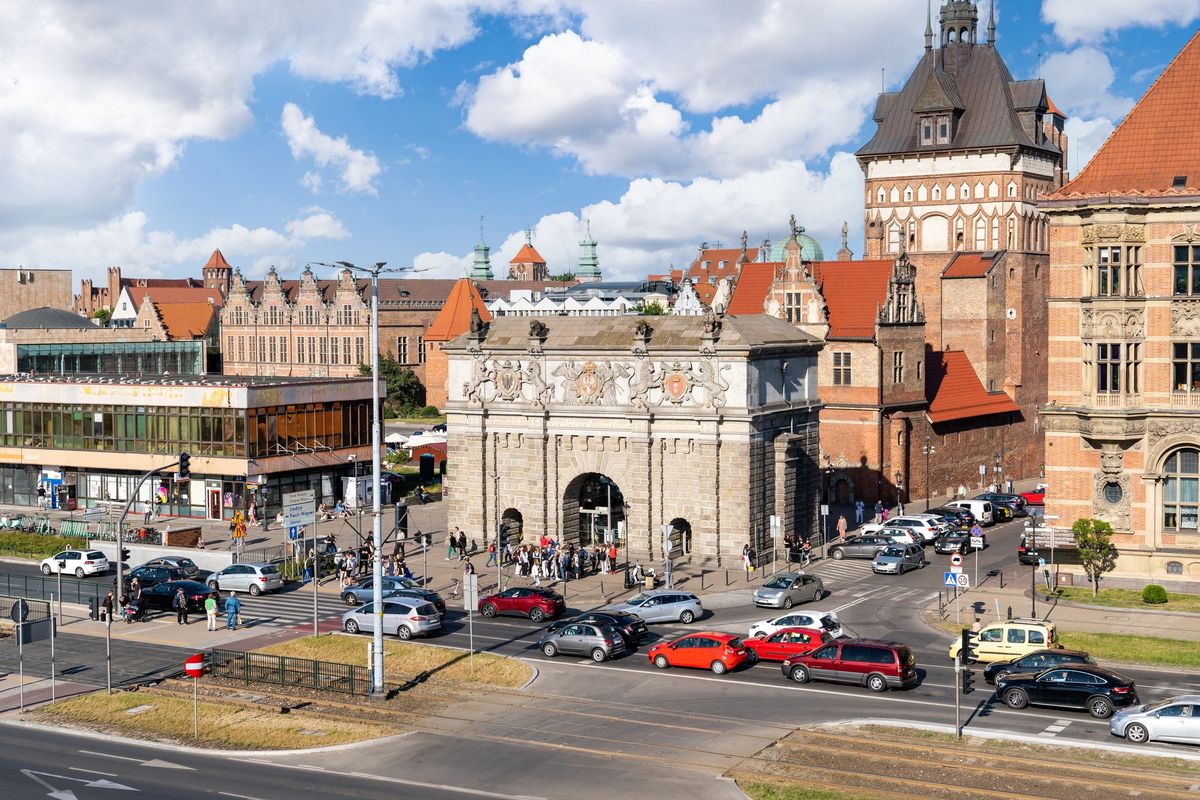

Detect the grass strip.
xmin=736 ymin=779 xmax=880 ymax=800
xmin=0 ymin=531 xmax=87 ymax=559
xmin=1055 ymin=587 xmax=1200 ymax=614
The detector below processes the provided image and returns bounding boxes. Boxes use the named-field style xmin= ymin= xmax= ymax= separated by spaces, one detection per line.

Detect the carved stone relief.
xmin=1171 ymin=224 xmax=1200 ymax=243
xmin=1147 ymin=419 xmax=1200 ymax=439
xmin=1080 ymin=224 xmax=1145 ymax=244
xmin=1172 ymin=301 xmax=1200 ymax=337
xmin=1092 ymin=471 xmax=1132 ymax=531
xmin=553 ymin=360 xmax=621 ymax=406
xmin=1081 ymin=307 xmax=1143 ymax=339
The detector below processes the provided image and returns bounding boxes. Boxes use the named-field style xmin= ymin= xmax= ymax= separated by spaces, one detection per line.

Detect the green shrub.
xmin=1141 ymin=584 xmax=1169 ymax=605
xmin=0 ymin=531 xmax=88 ymax=558
xmin=418 ymin=405 xmax=441 ymax=417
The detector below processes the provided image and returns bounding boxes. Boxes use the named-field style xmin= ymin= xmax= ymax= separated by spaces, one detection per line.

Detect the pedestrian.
xmin=36 ymin=484 xmax=45 ymax=508
xmin=836 ymin=515 xmax=847 ymax=540
xmin=874 ymin=500 xmax=883 ymax=522
xmin=485 ymin=540 xmax=497 ymax=567
xmin=447 ymin=527 xmax=460 ymax=560
xmin=464 ymin=559 xmax=475 ymax=576
xmin=196 ymin=530 xmax=205 ymax=549
xmin=224 ymin=590 xmax=241 ymax=631
xmin=248 ymin=499 xmax=258 ymax=526
xmin=458 ymin=531 xmax=469 ymax=560
xmin=173 ymin=587 xmax=189 ymax=625
xmin=742 ymin=543 xmax=752 ymax=576
xmin=854 ymin=499 xmax=864 ymax=526
xmin=957 ymin=484 xmax=967 ymax=499
xmin=101 ymin=590 xmax=114 ymax=623
xmin=801 ymin=537 xmax=812 ymax=566
xmin=204 ymin=592 xmax=218 ymax=631
xmin=881 ymin=506 xmax=890 ymax=522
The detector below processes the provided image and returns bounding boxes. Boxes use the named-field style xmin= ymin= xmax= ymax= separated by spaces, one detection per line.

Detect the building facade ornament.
xmin=1171 ymin=301 xmax=1200 ymax=338
xmin=1081 ymin=307 xmax=1144 ymax=340
xmin=1092 ymin=470 xmax=1132 ymax=530
xmin=1080 ymin=223 xmax=1145 ymax=244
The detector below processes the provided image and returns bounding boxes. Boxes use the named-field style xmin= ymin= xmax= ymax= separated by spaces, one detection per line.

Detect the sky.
xmin=1 ymin=0 xmax=1198 ymax=287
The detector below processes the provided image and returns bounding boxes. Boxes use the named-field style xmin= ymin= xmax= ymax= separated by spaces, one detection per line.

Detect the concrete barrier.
xmin=88 ymin=541 xmax=234 ymax=573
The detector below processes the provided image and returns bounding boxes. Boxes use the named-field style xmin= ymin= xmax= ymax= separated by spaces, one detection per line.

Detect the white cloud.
xmin=1041 ymin=47 xmax=1134 ymax=119
xmin=281 ymin=103 xmax=383 ymax=195
xmin=286 ymin=209 xmax=349 ymax=241
xmin=413 ymin=251 xmax=473 ymax=279
xmin=1064 ymin=116 xmax=1116 ymax=178
xmin=300 ymin=171 xmax=323 ymax=194
xmin=1042 ymin=0 xmax=1200 ymax=43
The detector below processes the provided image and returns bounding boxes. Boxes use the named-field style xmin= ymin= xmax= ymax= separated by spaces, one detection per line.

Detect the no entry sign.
xmin=950 ymin=552 xmax=963 ymax=568
xmin=184 ymin=653 xmax=204 ymax=678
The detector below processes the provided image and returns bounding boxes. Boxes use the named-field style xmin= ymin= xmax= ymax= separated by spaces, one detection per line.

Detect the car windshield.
xmin=881 ymin=547 xmax=904 ymax=557
xmin=627 ymin=594 xmax=649 ymax=605
xmin=763 ymin=577 xmax=792 ymax=589
xmin=1145 ymin=699 xmax=1177 ymax=712
xmin=177 ymin=559 xmax=195 ymax=568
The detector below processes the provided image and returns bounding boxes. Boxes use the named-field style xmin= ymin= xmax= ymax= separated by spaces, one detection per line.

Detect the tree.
xmin=549 ymin=272 xmax=576 ymax=282
xmin=91 ymin=308 xmax=111 ymax=326
xmin=1071 ymin=517 xmax=1117 ymax=596
xmin=636 ymin=300 xmax=666 ymax=316
xmin=359 ymin=356 xmax=426 ymax=414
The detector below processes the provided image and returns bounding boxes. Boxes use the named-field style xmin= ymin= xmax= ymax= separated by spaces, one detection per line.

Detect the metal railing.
xmin=0 ymin=593 xmax=51 ymax=622
xmin=90 ymin=526 xmax=164 ymax=546
xmin=209 ymin=648 xmax=391 ymax=696
xmin=0 ymin=574 xmax=105 ymax=606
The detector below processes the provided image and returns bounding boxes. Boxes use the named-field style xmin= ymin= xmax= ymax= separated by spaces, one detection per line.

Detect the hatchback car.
xmin=606 ymin=590 xmax=702 ymax=624
xmin=753 ymin=573 xmax=823 ymax=609
xmin=1111 ymin=695 xmax=1200 ymax=745
xmin=950 ymin=618 xmax=1061 ymax=663
xmin=828 ymin=535 xmax=893 ymax=561
xmin=648 ymin=632 xmax=751 ymax=674
xmin=781 ymin=639 xmax=918 ymax=692
xmin=932 ymin=531 xmax=983 ymax=554
xmin=40 ymin=550 xmax=108 ymax=578
xmin=742 ymin=627 xmax=830 ymax=662
xmin=996 ymin=665 xmax=1137 ymax=719
xmin=856 ymin=522 xmax=919 ymax=544
xmin=125 ymin=564 xmax=190 ymax=588
xmin=341 ymin=576 xmax=445 ymax=612
xmin=342 ymin=597 xmax=441 ymax=639
xmin=872 ymin=544 xmax=926 ymax=574
xmin=546 ymin=610 xmax=647 ymax=646
xmin=140 ymin=579 xmax=215 ymax=613
xmin=139 ymin=556 xmax=201 ymax=579
xmin=479 ymin=587 xmax=565 ymax=622
xmin=206 ymin=562 xmax=284 ymax=595
xmin=975 ymin=492 xmax=1028 ymax=517
xmin=538 ymin=622 xmax=626 ymax=662
xmin=887 ymin=515 xmax=951 ymax=543
xmin=1017 ymin=531 xmax=1041 ymax=566
xmin=749 ymin=610 xmax=843 ymax=639
xmin=984 ymin=649 xmax=1095 ymax=684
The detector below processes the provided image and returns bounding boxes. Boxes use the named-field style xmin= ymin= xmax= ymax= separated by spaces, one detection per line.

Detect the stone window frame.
xmin=892 ymin=351 xmax=904 ymax=385
xmin=833 ymin=352 xmax=852 ymax=386
xmin=1162 ymin=447 xmax=1200 ymax=532
xmin=1174 ymin=244 xmax=1200 ymax=296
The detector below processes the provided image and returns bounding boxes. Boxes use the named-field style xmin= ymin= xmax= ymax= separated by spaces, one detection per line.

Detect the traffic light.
xmin=395 ymin=502 xmax=409 ymax=535
xmin=959 ymin=630 xmax=974 ymax=666
xmin=498 ymin=524 xmax=509 ymax=549
xmin=88 ymin=596 xmax=100 ymax=621
xmin=120 ymin=547 xmax=131 ymax=562
xmin=178 ymin=452 xmax=191 ymax=480
xmin=961 ymin=664 xmax=975 ymax=695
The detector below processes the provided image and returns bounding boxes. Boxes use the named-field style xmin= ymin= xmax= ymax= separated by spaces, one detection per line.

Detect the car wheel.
xmin=653 ymin=654 xmax=670 ymax=669
xmin=343 ymin=594 xmax=359 ymax=606
xmin=745 ymin=650 xmax=759 ymax=664
xmin=542 ymin=643 xmax=558 ymax=657
xmin=344 ymin=619 xmax=360 ymax=634
xmin=679 ymin=610 xmax=695 ymax=624
xmin=248 ymin=584 xmax=262 ymax=596
xmin=1124 ymin=722 xmax=1150 ymax=744
xmin=1004 ymin=688 xmax=1028 ymax=710
xmin=789 ymin=664 xmax=811 ymax=684
xmin=207 ymin=580 xmax=219 ymax=590
xmin=782 ymin=597 xmax=794 ymax=610
xmin=481 ymin=603 xmax=497 ymax=618
xmin=529 ymin=607 xmax=546 ymax=623
xmin=591 ymin=648 xmax=607 ymax=663
xmin=40 ymin=563 xmax=51 ymax=575
xmin=74 ymin=567 xmax=86 ymax=578
xmin=396 ymin=625 xmax=412 ymax=640
xmin=831 ymin=548 xmax=845 ymax=560
xmin=866 ymin=673 xmax=888 ymax=692
xmin=1088 ymin=697 xmax=1115 ymax=719
xmin=710 ymin=660 xmax=728 ymax=675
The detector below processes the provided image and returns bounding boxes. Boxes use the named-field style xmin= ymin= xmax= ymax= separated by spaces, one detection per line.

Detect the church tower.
xmin=575 ymin=219 xmax=602 ymax=283
xmin=203 ymin=249 xmax=232 ymax=296
xmin=469 ymin=218 xmax=494 ymax=280
xmin=508 ymin=228 xmax=548 ymax=281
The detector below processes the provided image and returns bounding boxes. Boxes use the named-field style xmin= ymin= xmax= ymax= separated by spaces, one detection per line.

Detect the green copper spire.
xmin=469 ymin=215 xmax=493 ymax=279
xmin=576 ymin=218 xmax=601 ymax=282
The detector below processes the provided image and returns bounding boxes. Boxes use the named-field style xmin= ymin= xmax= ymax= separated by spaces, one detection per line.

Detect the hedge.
xmin=0 ymin=531 xmax=88 ymax=559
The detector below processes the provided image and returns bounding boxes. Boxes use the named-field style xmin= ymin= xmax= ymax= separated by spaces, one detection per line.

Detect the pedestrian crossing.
xmin=233 ymin=585 xmax=348 ymax=629
xmin=804 ymin=557 xmax=875 ymax=585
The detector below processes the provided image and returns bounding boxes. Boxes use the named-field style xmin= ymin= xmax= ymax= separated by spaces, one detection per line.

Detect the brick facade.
xmin=0 ymin=269 xmax=73 ymax=321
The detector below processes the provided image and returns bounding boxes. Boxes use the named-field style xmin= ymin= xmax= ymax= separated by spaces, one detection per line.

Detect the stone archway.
xmin=667 ymin=517 xmax=692 ymax=556
xmin=500 ymin=508 xmax=523 ymax=545
xmin=562 ymin=473 xmax=625 ymax=548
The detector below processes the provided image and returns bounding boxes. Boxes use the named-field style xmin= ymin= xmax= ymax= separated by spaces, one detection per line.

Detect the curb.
xmin=1038 ymin=592 xmax=1200 ymax=618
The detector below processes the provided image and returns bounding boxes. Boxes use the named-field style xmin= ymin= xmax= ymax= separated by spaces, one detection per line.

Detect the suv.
xmin=781 ymin=639 xmax=918 ymax=692
xmin=606 ymin=591 xmax=703 ymax=624
xmin=886 ymin=515 xmax=951 ymax=542
xmin=949 ymin=618 xmax=1061 ymax=663
xmin=125 ymin=564 xmax=190 ymax=588
xmin=206 ymin=562 xmax=284 ymax=595
xmin=984 ymin=648 xmax=1094 ymax=684
xmin=975 ymin=492 xmax=1028 ymax=518
xmin=753 ymin=573 xmax=823 ymax=609
xmin=1017 ymin=531 xmax=1041 ymax=565
xmin=479 ymin=587 xmax=565 ymax=622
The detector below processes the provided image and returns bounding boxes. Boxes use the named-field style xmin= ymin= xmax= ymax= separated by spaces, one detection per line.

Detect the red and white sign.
xmin=184 ymin=653 xmax=204 ymax=678
xmin=950 ymin=552 xmax=963 ymax=568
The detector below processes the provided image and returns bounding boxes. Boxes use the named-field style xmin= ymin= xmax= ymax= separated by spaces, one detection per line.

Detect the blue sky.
xmin=0 ymin=1 xmax=1197 ymax=286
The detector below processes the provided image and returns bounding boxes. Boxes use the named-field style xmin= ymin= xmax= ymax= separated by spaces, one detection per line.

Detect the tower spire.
xmin=987 ymin=0 xmax=996 ymax=45
xmin=925 ymin=0 xmax=933 ymax=51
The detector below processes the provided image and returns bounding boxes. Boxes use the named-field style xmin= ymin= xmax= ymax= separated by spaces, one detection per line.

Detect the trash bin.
xmin=643 ymin=576 xmax=655 ymax=589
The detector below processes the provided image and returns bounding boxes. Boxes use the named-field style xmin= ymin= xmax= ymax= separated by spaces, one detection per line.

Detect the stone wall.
xmin=0 ymin=269 xmax=72 ymax=319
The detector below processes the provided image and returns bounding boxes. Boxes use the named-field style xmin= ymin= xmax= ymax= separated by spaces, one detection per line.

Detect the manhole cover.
xmin=124 ymin=704 xmax=155 ymax=715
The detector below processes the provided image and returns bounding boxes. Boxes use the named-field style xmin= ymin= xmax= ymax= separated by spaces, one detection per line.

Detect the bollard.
xmin=1007 ymin=605 xmax=1012 ymax=620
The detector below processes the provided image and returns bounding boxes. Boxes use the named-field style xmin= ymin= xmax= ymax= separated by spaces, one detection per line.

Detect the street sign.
xmin=287 ymin=526 xmax=301 ymax=540
xmin=956 ymin=573 xmax=970 ymax=588
xmin=9 ymin=599 xmax=28 ymax=624
xmin=950 ymin=552 xmax=963 ymax=567
xmin=184 ymin=653 xmax=204 ymax=678
xmin=769 ymin=515 xmax=781 ymax=539
xmin=978 ymin=465 xmax=986 ymax=475
xmin=943 ymin=572 xmax=959 ymax=587
xmin=970 ymin=536 xmax=984 ymax=549
xmin=950 ymin=565 xmax=962 ymax=575
xmin=819 ymin=504 xmax=829 ymax=516
xmin=282 ymin=489 xmax=316 ymax=529
xmin=463 ymin=573 xmax=479 ymax=610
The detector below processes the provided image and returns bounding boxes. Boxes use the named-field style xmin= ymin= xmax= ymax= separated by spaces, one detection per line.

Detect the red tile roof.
xmin=926 ymin=350 xmax=1020 ymax=423
xmin=510 ymin=243 xmax=546 ymax=264
xmin=812 ymin=260 xmax=893 ymax=340
xmin=129 ymin=286 xmax=223 ymax=309
xmin=725 ymin=263 xmax=777 ymax=315
xmin=1045 ymin=94 xmax=1065 ymax=119
xmin=1053 ymin=29 xmax=1200 ymax=198
xmin=154 ymin=302 xmax=216 ymax=340
xmin=203 ymin=249 xmax=232 ymax=270
xmin=942 ymin=253 xmax=996 ymax=279
xmin=686 ymin=248 xmax=746 ymax=279
xmin=425 ymin=278 xmax=491 ymax=342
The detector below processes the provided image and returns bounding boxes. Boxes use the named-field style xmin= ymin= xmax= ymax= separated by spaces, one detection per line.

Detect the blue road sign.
xmin=288 ymin=525 xmax=301 ymax=540
xmin=944 ymin=571 xmax=959 ymax=587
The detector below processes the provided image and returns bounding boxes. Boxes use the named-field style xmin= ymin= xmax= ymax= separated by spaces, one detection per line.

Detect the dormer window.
xmin=920 ymin=117 xmax=934 ymax=145
xmin=937 ymin=116 xmax=950 ymax=144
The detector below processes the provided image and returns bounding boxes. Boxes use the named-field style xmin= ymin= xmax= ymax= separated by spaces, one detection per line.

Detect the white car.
xmin=855 ymin=523 xmax=919 ymax=545
xmin=886 ymin=515 xmax=952 ymax=543
xmin=749 ymin=610 xmax=843 ymax=639
xmin=40 ymin=550 xmax=109 ymax=578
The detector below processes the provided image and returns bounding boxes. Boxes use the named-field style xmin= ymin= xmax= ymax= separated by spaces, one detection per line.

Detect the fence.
xmin=90 ymin=525 xmax=164 ymax=546
xmin=0 ymin=572 xmax=108 ymax=606
xmin=0 ymin=593 xmax=51 ymax=623
xmin=209 ymin=648 xmax=392 ymax=696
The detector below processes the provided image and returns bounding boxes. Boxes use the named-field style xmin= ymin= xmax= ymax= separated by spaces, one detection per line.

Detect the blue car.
xmin=340 ymin=576 xmax=445 ymax=612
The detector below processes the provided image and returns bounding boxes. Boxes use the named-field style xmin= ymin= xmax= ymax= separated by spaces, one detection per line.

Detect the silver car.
xmin=753 ymin=573 xmax=824 ymax=609
xmin=606 ymin=590 xmax=702 ymax=624
xmin=341 ymin=597 xmax=441 ymax=639
xmin=872 ymin=544 xmax=926 ymax=574
xmin=537 ymin=622 xmax=626 ymax=662
xmin=1111 ymin=695 xmax=1200 ymax=745
xmin=206 ymin=562 xmax=284 ymax=595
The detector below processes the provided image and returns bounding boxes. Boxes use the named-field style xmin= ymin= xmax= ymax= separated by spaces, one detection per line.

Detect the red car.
xmin=478 ymin=587 xmax=565 ymax=622
xmin=648 ymin=631 xmax=752 ymax=675
xmin=742 ymin=627 xmax=830 ymax=662
xmin=780 ymin=638 xmax=918 ymax=692
xmin=1021 ymin=484 xmax=1047 ymax=506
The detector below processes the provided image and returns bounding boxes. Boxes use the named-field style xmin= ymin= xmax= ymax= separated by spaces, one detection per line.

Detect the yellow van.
xmin=947 ymin=618 xmax=1061 ymax=663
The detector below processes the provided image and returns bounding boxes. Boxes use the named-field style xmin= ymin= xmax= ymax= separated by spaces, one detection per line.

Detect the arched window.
xmin=974 ymin=217 xmax=987 ymax=249
xmin=1164 ymin=448 xmax=1200 ymax=530
xmin=932 ymin=185 xmax=942 ymax=201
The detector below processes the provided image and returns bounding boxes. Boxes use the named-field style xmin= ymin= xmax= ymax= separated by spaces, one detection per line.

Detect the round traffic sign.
xmin=184 ymin=653 xmax=204 ymax=678
xmin=950 ymin=552 xmax=963 ymax=567
xmin=9 ymin=599 xmax=28 ymax=624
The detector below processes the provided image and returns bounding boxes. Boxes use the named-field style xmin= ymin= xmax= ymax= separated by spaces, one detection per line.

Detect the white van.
xmin=945 ymin=499 xmax=994 ymax=527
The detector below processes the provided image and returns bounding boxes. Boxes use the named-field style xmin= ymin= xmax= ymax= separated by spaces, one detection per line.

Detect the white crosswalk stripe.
xmin=805 ymin=558 xmax=874 ymax=584
xmin=234 ymin=587 xmax=348 ymax=628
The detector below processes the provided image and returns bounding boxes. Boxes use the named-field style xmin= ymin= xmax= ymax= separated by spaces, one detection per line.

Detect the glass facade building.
xmin=15 ymin=340 xmax=204 ymax=376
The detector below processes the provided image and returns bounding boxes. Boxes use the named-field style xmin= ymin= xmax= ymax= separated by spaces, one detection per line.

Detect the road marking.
xmin=831 ymin=587 xmax=888 ymax=613
xmin=69 ymin=766 xmax=119 ymax=777
xmin=347 ymin=770 xmax=547 ymax=800
xmin=1038 ymin=719 xmax=1072 ymax=737
xmin=219 ymin=792 xmax=267 ymax=800
xmin=77 ymin=750 xmax=194 ymax=770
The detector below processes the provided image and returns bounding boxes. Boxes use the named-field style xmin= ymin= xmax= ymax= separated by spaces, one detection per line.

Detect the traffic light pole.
xmin=114 ymin=459 xmax=181 ymax=616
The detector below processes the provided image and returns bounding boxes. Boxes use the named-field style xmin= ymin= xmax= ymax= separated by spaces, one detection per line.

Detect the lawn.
xmin=256 ymin=635 xmax=532 ymax=688
xmin=737 ymin=780 xmax=878 ymax=800
xmin=39 ymin=689 xmax=398 ymax=749
xmin=0 ymin=531 xmax=87 ymax=559
xmin=1056 ymin=587 xmax=1200 ymax=614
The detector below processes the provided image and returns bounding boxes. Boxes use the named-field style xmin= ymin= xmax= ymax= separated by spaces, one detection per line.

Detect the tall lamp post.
xmin=621 ymin=502 xmax=631 ymax=588
xmin=314 ymin=260 xmax=417 ymax=697
xmin=821 ymin=452 xmax=833 ymax=556
xmin=922 ymin=436 xmax=935 ymax=511
xmin=895 ymin=470 xmax=904 ymax=515
xmin=993 ymin=451 xmax=1002 ymax=493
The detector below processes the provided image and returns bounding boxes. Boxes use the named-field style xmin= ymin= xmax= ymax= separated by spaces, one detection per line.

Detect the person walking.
xmin=741 ymin=543 xmax=753 ymax=576
xmin=457 ymin=531 xmax=469 ymax=561
xmin=836 ymin=515 xmax=847 ymax=540
xmin=881 ymin=506 xmax=890 ymax=522
xmin=801 ymin=537 xmax=812 ymax=567
xmin=224 ymin=591 xmax=241 ymax=631
xmin=204 ymin=592 xmax=218 ymax=631
xmin=173 ymin=587 xmax=189 ymax=625
xmin=446 ymin=527 xmax=460 ymax=561
xmin=485 ymin=540 xmax=497 ymax=567
xmin=854 ymin=499 xmax=864 ymax=526
xmin=101 ymin=590 xmax=114 ymax=623
xmin=873 ymin=500 xmax=883 ymax=522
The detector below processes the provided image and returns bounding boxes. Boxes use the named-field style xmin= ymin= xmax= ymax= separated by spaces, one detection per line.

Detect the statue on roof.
xmin=789 ymin=214 xmax=798 ymax=239
xmin=740 ymin=230 xmax=748 ymax=253
xmin=469 ymin=307 xmax=485 ymax=336
xmin=634 ymin=319 xmax=653 ymax=339
xmin=529 ymin=319 xmax=549 ymax=338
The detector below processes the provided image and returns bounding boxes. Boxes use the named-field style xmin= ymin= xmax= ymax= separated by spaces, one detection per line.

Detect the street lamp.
xmin=622 ymin=501 xmax=631 ymax=588
xmin=895 ymin=470 xmax=904 ymax=514
xmin=922 ymin=436 xmax=936 ymax=511
xmin=821 ymin=452 xmax=833 ymax=556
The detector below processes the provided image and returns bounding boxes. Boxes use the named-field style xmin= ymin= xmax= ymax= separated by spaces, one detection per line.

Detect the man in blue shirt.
xmin=224 ymin=591 xmax=241 ymax=631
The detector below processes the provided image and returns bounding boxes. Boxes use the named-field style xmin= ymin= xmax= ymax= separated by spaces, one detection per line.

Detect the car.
xmin=1017 ymin=531 xmax=1041 ymax=565
xmin=431 ymin=423 xmax=448 ymax=433
xmin=828 ymin=534 xmax=894 ymax=561
xmin=742 ymin=627 xmax=831 ymax=662
xmin=781 ymin=638 xmax=918 ymax=692
xmin=922 ymin=508 xmax=965 ymax=530
xmin=342 ymin=597 xmax=441 ymax=639
xmin=975 ymin=492 xmax=1028 ymax=518
xmin=125 ymin=564 xmax=190 ymax=588
xmin=605 ymin=590 xmax=703 ymax=624
xmin=932 ymin=531 xmax=983 ymax=554
xmin=996 ymin=665 xmax=1137 ymax=719
xmin=949 ymin=618 xmax=1061 ymax=663
xmin=753 ymin=572 xmax=824 ymax=609
xmin=930 ymin=506 xmax=976 ymax=528
xmin=40 ymin=550 xmax=109 ymax=578
xmin=1111 ymin=695 xmax=1200 ymax=745
xmin=479 ymin=587 xmax=565 ymax=622
xmin=749 ymin=610 xmax=843 ymax=639
xmin=546 ymin=610 xmax=648 ymax=646
xmin=872 ymin=544 xmax=927 ymax=574
xmin=206 ymin=562 xmax=284 ymax=595
xmin=1020 ymin=484 xmax=1047 ymax=506
xmin=855 ymin=522 xmax=919 ymax=544
xmin=984 ymin=649 xmax=1095 ymax=684
xmin=648 ymin=632 xmax=752 ymax=674
xmin=139 ymin=556 xmax=201 ymax=580
xmin=341 ymin=577 xmax=446 ymax=612
xmin=538 ymin=621 xmax=626 ymax=662
xmin=139 ymin=579 xmax=216 ymax=613
xmin=884 ymin=515 xmax=952 ymax=542
xmin=992 ymin=504 xmax=1014 ymax=522
xmin=944 ymin=499 xmax=994 ymax=526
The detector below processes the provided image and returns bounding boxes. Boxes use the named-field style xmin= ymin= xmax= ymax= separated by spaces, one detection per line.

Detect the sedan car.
xmin=538 ymin=622 xmax=626 ymax=662
xmin=140 ymin=579 xmax=215 ymax=613
xmin=342 ymin=597 xmax=441 ymax=639
xmin=648 ymin=632 xmax=751 ymax=674
xmin=749 ymin=610 xmax=843 ymax=639
xmin=40 ymin=550 xmax=109 ymax=578
xmin=1111 ymin=695 xmax=1200 ymax=745
xmin=742 ymin=627 xmax=830 ymax=662
xmin=928 ymin=506 xmax=975 ymax=529
xmin=828 ymin=534 xmax=893 ymax=561
xmin=606 ymin=590 xmax=702 ymax=624
xmin=545 ymin=610 xmax=647 ymax=646
xmin=932 ymin=531 xmax=983 ymax=555
xmin=125 ymin=564 xmax=190 ymax=588
xmin=984 ymin=649 xmax=1095 ymax=685
xmin=975 ymin=492 xmax=1028 ymax=518
xmin=479 ymin=587 xmax=565 ymax=622
xmin=341 ymin=576 xmax=446 ymax=612
xmin=872 ymin=544 xmax=926 ymax=574
xmin=996 ymin=665 xmax=1137 ymax=719
xmin=855 ymin=523 xmax=919 ymax=544
xmin=139 ymin=556 xmax=201 ymax=580
xmin=1020 ymin=485 xmax=1047 ymax=507
xmin=206 ymin=562 xmax=284 ymax=595
xmin=753 ymin=573 xmax=823 ymax=609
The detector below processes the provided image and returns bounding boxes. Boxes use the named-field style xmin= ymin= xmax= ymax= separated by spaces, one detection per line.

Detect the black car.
xmin=984 ymin=649 xmax=1095 ymax=684
xmin=975 ymin=492 xmax=1027 ymax=518
xmin=923 ymin=509 xmax=965 ymax=530
xmin=995 ymin=665 xmax=1137 ymax=719
xmin=547 ymin=610 xmax=648 ymax=646
xmin=139 ymin=556 xmax=202 ymax=580
xmin=929 ymin=506 xmax=975 ymax=528
xmin=932 ymin=531 xmax=983 ymax=554
xmin=124 ymin=564 xmax=190 ymax=589
xmin=140 ymin=580 xmax=216 ymax=613
xmin=1017 ymin=531 xmax=1040 ymax=565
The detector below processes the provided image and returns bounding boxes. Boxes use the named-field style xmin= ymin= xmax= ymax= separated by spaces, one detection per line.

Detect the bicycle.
xmin=448 ymin=578 xmax=462 ymax=599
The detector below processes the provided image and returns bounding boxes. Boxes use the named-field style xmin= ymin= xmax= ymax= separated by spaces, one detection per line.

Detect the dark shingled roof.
xmin=2 ymin=307 xmax=95 ymax=330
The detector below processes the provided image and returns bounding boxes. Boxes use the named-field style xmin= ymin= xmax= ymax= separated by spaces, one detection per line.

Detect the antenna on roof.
xmin=881 ymin=67 xmax=886 ymax=92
